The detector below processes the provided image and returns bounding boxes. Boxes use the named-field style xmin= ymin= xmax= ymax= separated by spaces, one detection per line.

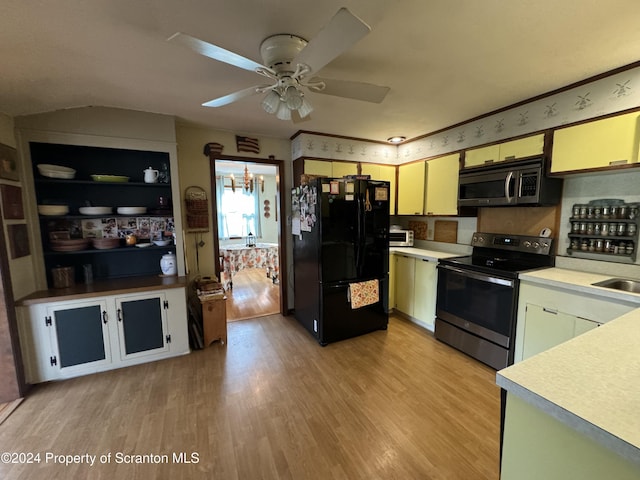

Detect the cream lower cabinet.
xmin=394 ymin=255 xmax=415 ymax=315
xmin=412 ymin=258 xmax=437 ymax=330
xmin=392 ymin=254 xmax=438 ymax=331
xmin=18 ymin=287 xmax=190 ymax=383
xmin=514 ymin=282 xmax=637 ymax=362
xmin=501 ymin=394 xmax=640 ymax=480
xmin=388 ymin=253 xmax=396 ymax=311
xmin=551 ymin=111 xmax=640 ymax=173
xmin=521 ymin=304 xmax=599 ymax=360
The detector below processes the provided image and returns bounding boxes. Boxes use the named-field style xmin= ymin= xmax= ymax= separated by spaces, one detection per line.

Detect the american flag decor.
xmin=235 ymin=135 xmax=260 ymax=154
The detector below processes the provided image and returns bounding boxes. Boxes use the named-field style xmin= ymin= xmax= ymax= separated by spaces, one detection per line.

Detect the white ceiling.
xmin=2 ymin=1 xmax=640 ymax=144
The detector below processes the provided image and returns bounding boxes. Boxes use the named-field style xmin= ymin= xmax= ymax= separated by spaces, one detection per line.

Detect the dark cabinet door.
xmin=116 ymin=294 xmax=168 ymax=359
xmin=49 ymin=301 xmax=111 ymax=370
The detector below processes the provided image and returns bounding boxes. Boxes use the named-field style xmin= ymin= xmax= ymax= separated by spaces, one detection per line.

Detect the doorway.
xmin=212 ymin=159 xmax=283 ymax=321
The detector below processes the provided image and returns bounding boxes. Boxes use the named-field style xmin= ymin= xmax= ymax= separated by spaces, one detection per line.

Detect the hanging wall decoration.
xmin=0 ymin=184 xmax=24 ymax=219
xmin=235 ymin=136 xmax=260 ymax=154
xmin=0 ymin=143 xmax=19 ymax=181
xmin=7 ymin=224 xmax=30 ymax=259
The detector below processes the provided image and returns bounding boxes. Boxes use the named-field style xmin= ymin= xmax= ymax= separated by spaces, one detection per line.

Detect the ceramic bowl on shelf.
xmin=37 ymin=164 xmax=76 ymax=179
xmin=38 ymin=205 xmax=69 ymax=216
xmin=79 ymin=206 xmax=112 ymax=215
xmin=117 ymin=206 xmax=147 ymax=215
xmin=50 ymin=238 xmax=90 ymax=252
xmin=90 ymin=174 xmax=130 ymax=183
xmin=135 ymin=242 xmax=153 ymax=248
xmin=153 ymin=239 xmax=171 ymax=246
xmin=91 ymin=237 xmax=121 ymax=250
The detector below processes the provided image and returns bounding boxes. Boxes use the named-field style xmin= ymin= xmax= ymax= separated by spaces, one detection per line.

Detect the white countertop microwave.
xmin=389 ymin=229 xmax=414 ymax=247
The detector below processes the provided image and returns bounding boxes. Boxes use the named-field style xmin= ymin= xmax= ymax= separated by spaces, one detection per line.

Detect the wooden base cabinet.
xmin=18 ymin=288 xmax=189 ymax=383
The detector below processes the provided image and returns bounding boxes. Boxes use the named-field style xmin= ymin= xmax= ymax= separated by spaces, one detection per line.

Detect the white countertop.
xmin=497 ymin=307 xmax=640 ymax=466
xmin=390 ymin=246 xmax=462 ymax=262
xmin=519 ymin=267 xmax=640 ymax=305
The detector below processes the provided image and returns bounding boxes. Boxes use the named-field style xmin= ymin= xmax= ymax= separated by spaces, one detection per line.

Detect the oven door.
xmin=436 ymin=264 xmax=517 ymax=347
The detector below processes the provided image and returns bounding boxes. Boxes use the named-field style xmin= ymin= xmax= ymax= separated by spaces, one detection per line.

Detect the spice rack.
xmin=566 ymin=199 xmax=638 ymax=263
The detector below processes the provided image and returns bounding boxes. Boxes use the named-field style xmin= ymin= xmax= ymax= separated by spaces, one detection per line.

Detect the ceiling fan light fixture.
xmin=298 ymin=97 xmax=314 ymax=118
xmin=284 ymin=86 xmax=304 ymax=110
xmin=387 ymin=136 xmax=406 ymax=144
xmin=275 ymin=101 xmax=292 ymax=121
xmin=261 ymin=90 xmax=281 ymax=114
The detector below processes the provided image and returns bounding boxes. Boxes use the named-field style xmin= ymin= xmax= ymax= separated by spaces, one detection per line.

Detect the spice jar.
xmin=586 ymin=223 xmax=595 ymax=235
xmin=617 ymin=223 xmax=627 ymax=236
xmin=608 ymin=223 xmax=617 ymax=236
xmin=601 ymin=222 xmax=609 ymax=236
xmin=595 ymin=239 xmax=604 ymax=252
xmin=627 ymin=223 xmax=637 ymax=236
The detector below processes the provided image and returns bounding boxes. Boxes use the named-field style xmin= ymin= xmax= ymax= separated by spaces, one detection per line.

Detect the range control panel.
xmin=471 ymin=232 xmax=553 ymax=255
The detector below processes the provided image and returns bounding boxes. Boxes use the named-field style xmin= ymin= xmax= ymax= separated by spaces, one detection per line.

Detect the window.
xmin=217 ymin=180 xmax=260 ymax=239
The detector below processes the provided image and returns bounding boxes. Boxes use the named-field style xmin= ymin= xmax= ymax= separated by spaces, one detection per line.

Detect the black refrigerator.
xmin=293 ymin=177 xmax=390 ymax=345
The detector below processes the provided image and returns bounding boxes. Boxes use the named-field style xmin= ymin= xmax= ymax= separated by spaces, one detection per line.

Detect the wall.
xmin=174 ymin=123 xmax=294 ymax=307
xmin=558 ymin=169 xmax=640 ymax=266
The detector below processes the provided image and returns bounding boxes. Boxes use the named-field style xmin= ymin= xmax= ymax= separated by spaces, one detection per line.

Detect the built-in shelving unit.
xmin=30 ymin=142 xmax=178 ymax=287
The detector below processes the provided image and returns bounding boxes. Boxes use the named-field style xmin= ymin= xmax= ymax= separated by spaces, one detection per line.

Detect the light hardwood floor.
xmin=226 ymin=268 xmax=280 ymax=321
xmin=0 ymin=315 xmax=501 ymax=480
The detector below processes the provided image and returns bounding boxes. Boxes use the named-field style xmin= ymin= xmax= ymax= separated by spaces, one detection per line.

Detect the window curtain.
xmin=215 ymin=176 xmax=229 ymax=239
xmin=241 ymin=189 xmax=261 ymax=238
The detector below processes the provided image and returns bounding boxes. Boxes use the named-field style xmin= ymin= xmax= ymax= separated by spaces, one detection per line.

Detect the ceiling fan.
xmin=167 ymin=7 xmax=390 ymax=122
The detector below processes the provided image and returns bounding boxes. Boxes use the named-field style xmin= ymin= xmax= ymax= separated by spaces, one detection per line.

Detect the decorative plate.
xmin=91 ymin=174 xmax=130 ymax=183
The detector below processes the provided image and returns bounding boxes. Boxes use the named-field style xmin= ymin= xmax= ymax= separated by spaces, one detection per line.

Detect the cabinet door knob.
xmin=102 ymin=311 xmax=108 ymax=324
xmin=117 ymin=309 xmax=123 ymax=322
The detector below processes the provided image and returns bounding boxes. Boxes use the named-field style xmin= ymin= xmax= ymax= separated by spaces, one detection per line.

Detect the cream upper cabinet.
xmin=464 ymin=144 xmax=500 ymax=168
xmin=551 ymin=112 xmax=640 ymax=173
xmin=464 ymin=134 xmax=544 ymax=168
xmin=331 ymin=161 xmax=358 ymax=178
xmin=424 ymin=153 xmax=460 ymax=216
xmin=361 ymin=163 xmax=397 ymax=215
xmin=397 ymin=161 xmax=426 ymax=215
xmin=303 ymin=159 xmax=358 ymax=177
xmin=304 ymin=159 xmax=333 ymax=177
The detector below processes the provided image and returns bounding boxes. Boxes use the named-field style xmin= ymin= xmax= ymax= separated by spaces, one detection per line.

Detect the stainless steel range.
xmin=434 ymin=232 xmax=554 ymax=370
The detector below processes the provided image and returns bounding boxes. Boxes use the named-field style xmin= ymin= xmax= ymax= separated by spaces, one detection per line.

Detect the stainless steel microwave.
xmin=458 ymin=158 xmax=563 ymax=207
xmin=389 ymin=229 xmax=414 ymax=247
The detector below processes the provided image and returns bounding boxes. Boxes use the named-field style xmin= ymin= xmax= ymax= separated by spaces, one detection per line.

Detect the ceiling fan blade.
xmin=291 ymin=109 xmax=312 ymax=124
xmin=202 ymin=85 xmax=266 ymax=107
xmin=310 ymin=77 xmax=390 ymax=103
xmin=168 ymin=32 xmax=272 ymax=73
xmin=294 ymin=8 xmax=370 ymax=74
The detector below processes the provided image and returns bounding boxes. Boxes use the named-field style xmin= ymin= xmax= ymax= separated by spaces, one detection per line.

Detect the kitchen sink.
xmin=591 ymin=278 xmax=640 ymax=294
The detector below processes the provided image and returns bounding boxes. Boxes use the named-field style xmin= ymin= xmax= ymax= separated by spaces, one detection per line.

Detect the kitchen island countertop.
xmin=519 ymin=267 xmax=640 ymax=304
xmin=498 ymin=274 xmax=640 ymax=466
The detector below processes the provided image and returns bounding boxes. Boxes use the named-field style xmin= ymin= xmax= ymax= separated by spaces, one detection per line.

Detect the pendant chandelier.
xmin=229 ymin=165 xmax=264 ymax=193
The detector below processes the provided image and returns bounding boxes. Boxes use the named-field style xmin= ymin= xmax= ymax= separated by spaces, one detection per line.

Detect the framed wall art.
xmin=7 ymin=224 xmax=30 ymax=259
xmin=0 ymin=143 xmax=19 ymax=181
xmin=0 ymin=184 xmax=24 ymax=219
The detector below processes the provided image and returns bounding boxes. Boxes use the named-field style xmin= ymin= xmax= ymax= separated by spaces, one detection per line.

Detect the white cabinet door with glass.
xmin=18 ymin=287 xmax=189 ymax=383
